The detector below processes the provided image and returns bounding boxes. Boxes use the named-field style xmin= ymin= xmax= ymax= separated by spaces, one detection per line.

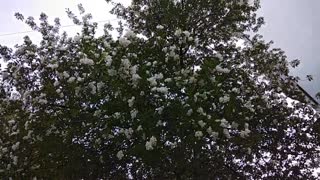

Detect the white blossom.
xmin=216 ymin=118 xmax=229 ymax=128
xmin=232 ymin=88 xmax=240 ymax=93
xmin=124 ymin=128 xmax=134 ymax=139
xmin=130 ymin=109 xmax=138 ymax=119
xmin=147 ymin=77 xmax=157 ymax=86
xmin=128 ymin=96 xmax=135 ymax=107
xmin=105 ymin=55 xmax=112 ymax=66
xmin=198 ymin=120 xmax=206 ymax=128
xmin=38 ymin=99 xmax=48 ymax=104
xmin=183 ymin=30 xmax=191 ymax=37
xmin=97 ymin=82 xmax=105 ymax=92
xmin=219 ymin=95 xmax=230 ymax=103
xmin=212 ymin=132 xmax=219 ymax=140
xmin=116 ymin=150 xmax=124 ymax=160
xmin=197 ymin=107 xmax=205 ymax=115
xmin=145 ymin=141 xmax=153 ymax=151
xmin=174 ymin=28 xmax=182 ymax=36
xmin=240 ymin=129 xmax=250 ymax=138
xmin=67 ymin=77 xmax=76 ymax=83
xmin=132 ymin=74 xmax=141 ymax=82
xmin=156 ymin=25 xmax=164 ymax=29
xmin=12 ymin=142 xmax=20 ymax=151
xmin=195 ymin=131 xmax=203 ymax=139
xmin=145 ymin=136 xmax=157 ymax=150
xmin=12 ymin=156 xmax=18 ymax=165
xmin=186 ymin=109 xmax=193 ymax=116
xmin=207 ymin=126 xmax=213 ymax=135
xmin=215 ymin=65 xmax=230 ymax=73
xmin=8 ymin=120 xmax=15 ymax=126
xmin=108 ymin=69 xmax=117 ymax=76
xmin=206 ymin=126 xmax=219 ymax=140
xmin=119 ymin=37 xmax=131 ymax=47
xmin=240 ymin=123 xmax=251 ymax=138
xmin=137 ymin=125 xmax=143 ymax=131
xmin=80 ymin=58 xmax=94 ymax=65
xmin=151 ymin=87 xmax=169 ymax=94
xmin=214 ymin=53 xmax=223 ymax=60
xmin=63 ymin=71 xmax=70 ymax=78
xmin=164 ymin=78 xmax=172 ymax=82
xmin=231 ymin=122 xmax=239 ymax=129
xmin=47 ymin=63 xmax=58 ymax=69
xmin=223 ymin=129 xmax=231 ymax=139
xmin=124 ymin=30 xmax=136 ymax=38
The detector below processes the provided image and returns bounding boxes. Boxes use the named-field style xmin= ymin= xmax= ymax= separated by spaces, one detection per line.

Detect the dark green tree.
xmin=0 ymin=0 xmax=319 ymax=179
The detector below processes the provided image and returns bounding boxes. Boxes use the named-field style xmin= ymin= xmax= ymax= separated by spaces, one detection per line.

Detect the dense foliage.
xmin=0 ymin=0 xmax=319 ymax=179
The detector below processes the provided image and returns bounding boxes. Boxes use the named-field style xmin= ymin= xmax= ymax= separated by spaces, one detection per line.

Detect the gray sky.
xmin=0 ymin=0 xmax=319 ymax=101
xmin=258 ymin=0 xmax=320 ymax=101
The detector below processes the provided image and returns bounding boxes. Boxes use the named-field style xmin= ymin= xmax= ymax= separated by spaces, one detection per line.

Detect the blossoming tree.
xmin=0 ymin=0 xmax=319 ymax=179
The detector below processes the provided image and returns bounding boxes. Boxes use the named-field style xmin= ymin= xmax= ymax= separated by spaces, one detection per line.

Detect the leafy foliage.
xmin=0 ymin=0 xmax=319 ymax=179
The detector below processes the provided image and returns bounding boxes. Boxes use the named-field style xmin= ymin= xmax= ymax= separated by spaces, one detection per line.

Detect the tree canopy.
xmin=0 ymin=0 xmax=319 ymax=179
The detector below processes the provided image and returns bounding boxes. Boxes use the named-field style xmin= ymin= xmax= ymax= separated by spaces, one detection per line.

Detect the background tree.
xmin=0 ymin=0 xmax=319 ymax=179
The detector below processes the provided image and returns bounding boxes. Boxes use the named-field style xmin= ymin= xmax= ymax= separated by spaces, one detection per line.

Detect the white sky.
xmin=0 ymin=0 xmax=130 ymax=47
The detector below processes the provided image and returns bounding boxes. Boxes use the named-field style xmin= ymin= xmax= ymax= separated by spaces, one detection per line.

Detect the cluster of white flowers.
xmin=67 ymin=76 xmax=76 ymax=83
xmin=232 ymin=88 xmax=240 ymax=94
xmin=231 ymin=122 xmax=239 ymax=129
xmin=116 ymin=150 xmax=124 ymax=160
xmin=240 ymin=123 xmax=251 ymax=138
xmin=136 ymin=125 xmax=143 ymax=131
xmin=22 ymin=130 xmax=33 ymax=140
xmin=38 ymin=93 xmax=48 ymax=104
xmin=128 ymin=96 xmax=135 ymax=107
xmin=174 ymin=28 xmax=182 ymax=36
xmin=124 ymin=128 xmax=134 ymax=139
xmin=119 ymin=37 xmax=131 ymax=47
xmin=215 ymin=65 xmax=230 ymax=73
xmin=130 ymin=109 xmax=138 ymax=119
xmin=195 ymin=131 xmax=203 ymax=139
xmin=47 ymin=63 xmax=58 ymax=69
xmin=223 ymin=129 xmax=231 ymax=139
xmin=206 ymin=127 xmax=219 ymax=140
xmin=11 ymin=142 xmax=20 ymax=151
xmin=105 ymin=55 xmax=112 ymax=67
xmin=8 ymin=119 xmax=16 ymax=126
xmin=219 ymin=95 xmax=230 ymax=103
xmin=80 ymin=57 xmax=94 ymax=65
xmin=124 ymin=30 xmax=136 ymax=39
xmin=198 ymin=120 xmax=206 ymax=128
xmin=145 ymin=136 xmax=157 ymax=150
xmin=196 ymin=107 xmax=206 ymax=116
xmin=216 ymin=118 xmax=230 ymax=128
xmin=155 ymin=106 xmax=164 ymax=114
xmin=156 ymin=25 xmax=164 ymax=30
xmin=88 ymin=82 xmax=97 ymax=94
xmin=174 ymin=29 xmax=193 ymax=44
xmin=151 ymin=86 xmax=169 ymax=94
xmin=186 ymin=109 xmax=193 ymax=116
xmin=130 ymin=65 xmax=141 ymax=86
xmin=53 ymin=80 xmax=60 ymax=87
xmin=97 ymin=82 xmax=105 ymax=92
xmin=62 ymin=71 xmax=70 ymax=79
xmin=147 ymin=73 xmax=164 ymax=86
xmin=121 ymin=58 xmax=131 ymax=71
xmin=183 ymin=30 xmax=191 ymax=37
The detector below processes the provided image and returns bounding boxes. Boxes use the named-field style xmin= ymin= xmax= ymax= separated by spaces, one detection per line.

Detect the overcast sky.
xmin=0 ymin=0 xmax=318 ymax=101
xmin=258 ymin=0 xmax=320 ymax=101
